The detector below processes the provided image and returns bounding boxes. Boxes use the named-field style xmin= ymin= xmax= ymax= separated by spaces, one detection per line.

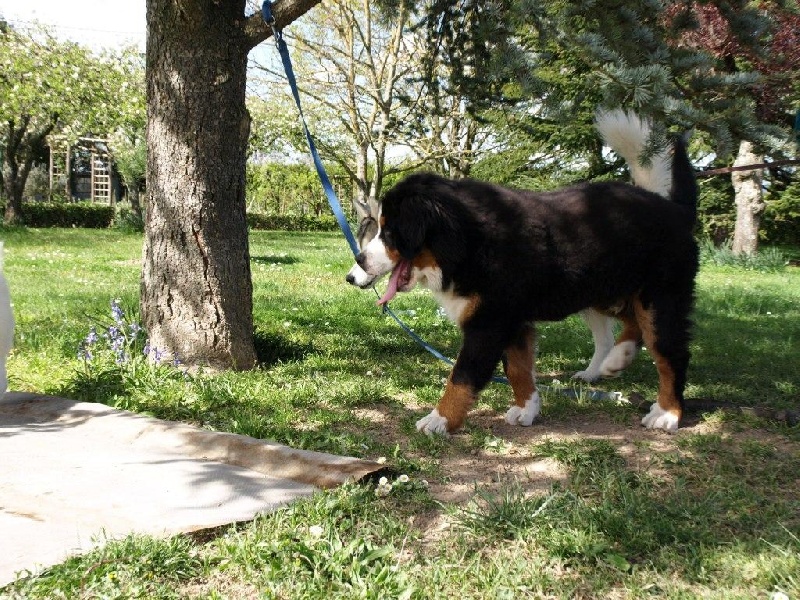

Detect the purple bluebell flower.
xmin=153 ymin=348 xmax=164 ymax=364
xmin=111 ymin=299 xmax=125 ymax=324
xmin=85 ymin=327 xmax=99 ymax=345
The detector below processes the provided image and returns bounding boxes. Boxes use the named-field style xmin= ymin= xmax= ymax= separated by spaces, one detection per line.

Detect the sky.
xmin=0 ymin=0 xmax=146 ymax=50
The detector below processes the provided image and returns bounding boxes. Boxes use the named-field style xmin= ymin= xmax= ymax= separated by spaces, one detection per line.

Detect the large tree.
xmin=142 ymin=0 xmax=320 ymax=370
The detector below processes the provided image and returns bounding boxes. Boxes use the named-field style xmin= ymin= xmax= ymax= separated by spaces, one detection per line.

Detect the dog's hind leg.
xmin=599 ymin=312 xmax=642 ymax=378
xmin=574 ymin=309 xmax=615 ymax=382
xmin=634 ymin=296 xmax=691 ymax=432
xmin=502 ymin=323 xmax=541 ymax=427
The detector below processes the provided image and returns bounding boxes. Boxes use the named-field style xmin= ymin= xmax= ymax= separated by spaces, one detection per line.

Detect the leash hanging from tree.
xmin=259 ymin=2 xmax=622 ymax=402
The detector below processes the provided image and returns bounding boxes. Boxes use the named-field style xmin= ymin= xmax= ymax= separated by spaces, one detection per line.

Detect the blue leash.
xmin=261 ymin=0 xmax=459 ymax=371
xmin=260 ymin=3 xmax=620 ymax=402
xmin=261 ymin=2 xmax=358 ymax=256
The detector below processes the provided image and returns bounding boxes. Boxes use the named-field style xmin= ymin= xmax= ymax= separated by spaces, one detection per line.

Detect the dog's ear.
xmin=391 ymin=195 xmax=434 ymax=258
xmin=381 ymin=174 xmax=464 ymax=260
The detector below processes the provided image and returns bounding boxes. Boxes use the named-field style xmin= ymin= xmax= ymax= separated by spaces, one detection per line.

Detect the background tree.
xmin=109 ymin=48 xmax=147 ymax=222
xmin=0 ymin=24 xmax=123 ymax=224
xmin=671 ymin=1 xmax=800 ymax=254
xmin=415 ymin=0 xmax=798 ymax=236
xmin=251 ymin=0 xmax=419 ymax=222
xmin=142 ymin=0 xmax=321 ymax=370
xmin=250 ymin=0 xmax=494 ymax=222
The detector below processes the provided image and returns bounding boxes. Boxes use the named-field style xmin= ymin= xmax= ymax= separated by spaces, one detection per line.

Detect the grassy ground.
xmin=1 ymin=227 xmax=799 ymax=599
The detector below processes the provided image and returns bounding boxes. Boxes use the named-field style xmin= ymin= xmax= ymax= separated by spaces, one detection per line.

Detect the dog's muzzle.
xmin=346 ymin=255 xmax=374 ymax=288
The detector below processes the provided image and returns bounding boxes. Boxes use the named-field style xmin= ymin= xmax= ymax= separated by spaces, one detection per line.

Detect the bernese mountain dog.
xmin=346 ymin=110 xmax=698 ymax=435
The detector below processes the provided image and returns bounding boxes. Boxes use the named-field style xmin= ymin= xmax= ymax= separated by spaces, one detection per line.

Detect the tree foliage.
xmin=416 ymin=0 xmax=798 ymax=159
xmin=0 ymin=23 xmax=143 ymax=223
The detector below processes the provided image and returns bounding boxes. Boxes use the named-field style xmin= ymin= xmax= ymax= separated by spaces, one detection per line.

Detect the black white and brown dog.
xmin=346 ymin=110 xmax=698 ymax=434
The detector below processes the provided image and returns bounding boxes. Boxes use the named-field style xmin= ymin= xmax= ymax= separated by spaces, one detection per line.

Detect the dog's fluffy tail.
xmin=596 ymin=109 xmax=697 ymax=220
xmin=595 ymin=109 xmax=672 ymax=198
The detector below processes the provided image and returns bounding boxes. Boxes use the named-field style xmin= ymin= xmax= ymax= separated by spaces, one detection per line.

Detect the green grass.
xmin=2 ymin=228 xmax=799 ymax=599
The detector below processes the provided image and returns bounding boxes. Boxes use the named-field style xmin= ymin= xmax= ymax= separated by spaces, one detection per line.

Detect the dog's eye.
xmin=381 ymin=229 xmax=395 ymax=247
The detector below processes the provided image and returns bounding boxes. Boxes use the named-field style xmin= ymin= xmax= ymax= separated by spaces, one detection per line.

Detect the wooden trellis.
xmin=48 ymin=137 xmax=112 ymax=203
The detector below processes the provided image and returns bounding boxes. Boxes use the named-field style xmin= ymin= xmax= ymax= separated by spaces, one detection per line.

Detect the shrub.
xmin=112 ymin=206 xmax=145 ymax=233
xmin=21 ymin=201 xmax=115 ymax=228
xmin=246 ymin=213 xmax=340 ymax=232
xmin=762 ymin=178 xmax=800 ymax=246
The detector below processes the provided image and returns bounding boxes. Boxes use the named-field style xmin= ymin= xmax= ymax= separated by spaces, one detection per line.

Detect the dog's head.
xmin=346 ymin=174 xmax=464 ymax=305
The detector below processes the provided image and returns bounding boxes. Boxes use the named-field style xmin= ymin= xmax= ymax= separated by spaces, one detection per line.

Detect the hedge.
xmin=20 ymin=202 xmax=115 ymax=228
xmin=246 ymin=213 xmax=340 ymax=232
xmin=2 ymin=202 xmax=343 ymax=232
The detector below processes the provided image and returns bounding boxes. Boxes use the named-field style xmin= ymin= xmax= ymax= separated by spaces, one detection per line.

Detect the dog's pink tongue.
xmin=377 ymin=261 xmax=406 ymax=306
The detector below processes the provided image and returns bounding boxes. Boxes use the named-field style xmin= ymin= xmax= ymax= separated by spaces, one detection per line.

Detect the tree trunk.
xmin=129 ymin=184 xmax=143 ymax=221
xmin=731 ymin=140 xmax=765 ymax=255
xmin=143 ymin=0 xmax=322 ymax=370
xmin=143 ymin=0 xmax=256 ymax=369
xmin=3 ymin=117 xmax=52 ymax=225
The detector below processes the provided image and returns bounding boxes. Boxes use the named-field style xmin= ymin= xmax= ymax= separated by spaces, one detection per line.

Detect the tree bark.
xmin=143 ymin=0 xmax=321 ymax=370
xmin=143 ymin=0 xmax=256 ymax=369
xmin=731 ymin=140 xmax=765 ymax=255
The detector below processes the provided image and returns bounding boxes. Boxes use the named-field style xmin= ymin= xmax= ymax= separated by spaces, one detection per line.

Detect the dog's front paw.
xmin=416 ymin=409 xmax=450 ymax=436
xmin=641 ymin=402 xmax=679 ymax=432
xmin=599 ymin=340 xmax=638 ymax=378
xmin=504 ymin=391 xmax=541 ymax=427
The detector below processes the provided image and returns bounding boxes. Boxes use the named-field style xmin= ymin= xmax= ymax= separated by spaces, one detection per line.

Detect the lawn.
xmin=2 ymin=227 xmax=799 ymax=599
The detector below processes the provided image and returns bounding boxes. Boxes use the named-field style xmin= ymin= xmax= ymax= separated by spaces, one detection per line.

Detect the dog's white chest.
xmin=432 ymin=288 xmax=473 ymax=324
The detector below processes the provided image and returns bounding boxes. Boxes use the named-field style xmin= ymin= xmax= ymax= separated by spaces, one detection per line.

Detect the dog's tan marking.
xmin=504 ymin=326 xmax=536 ymax=408
xmin=616 ymin=312 xmax=642 ymax=345
xmin=456 ymin=295 xmax=481 ymax=326
xmin=412 ymin=249 xmax=438 ymax=270
xmin=385 ymin=247 xmax=401 ymax=262
xmin=435 ymin=377 xmax=476 ymax=432
xmin=634 ymin=298 xmax=682 ymax=418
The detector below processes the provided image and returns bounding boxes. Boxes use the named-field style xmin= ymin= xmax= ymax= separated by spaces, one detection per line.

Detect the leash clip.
xmin=261 ymin=1 xmax=283 ymax=47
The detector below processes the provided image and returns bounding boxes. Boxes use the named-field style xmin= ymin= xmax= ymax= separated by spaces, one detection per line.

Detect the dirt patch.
xmin=403 ymin=401 xmax=796 ymax=497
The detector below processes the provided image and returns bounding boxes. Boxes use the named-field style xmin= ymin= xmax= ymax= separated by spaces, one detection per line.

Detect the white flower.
xmin=378 ymin=476 xmax=389 ymax=486
xmin=308 ymin=525 xmax=324 ymax=538
xmin=397 ymin=474 xmax=409 ymax=483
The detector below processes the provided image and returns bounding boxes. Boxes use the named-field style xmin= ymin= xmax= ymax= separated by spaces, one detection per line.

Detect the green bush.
xmin=762 ymin=178 xmax=800 ymax=246
xmin=20 ymin=201 xmax=115 ymax=228
xmin=246 ymin=162 xmax=353 ymax=217
xmin=112 ymin=206 xmax=145 ymax=233
xmin=246 ymin=213 xmax=340 ymax=232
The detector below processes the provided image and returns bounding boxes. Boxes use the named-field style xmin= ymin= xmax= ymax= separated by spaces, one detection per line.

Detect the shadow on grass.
xmin=253 ymin=329 xmax=315 ymax=367
xmin=251 ymin=255 xmax=300 ymax=266
xmin=453 ymin=436 xmax=800 ymax=594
